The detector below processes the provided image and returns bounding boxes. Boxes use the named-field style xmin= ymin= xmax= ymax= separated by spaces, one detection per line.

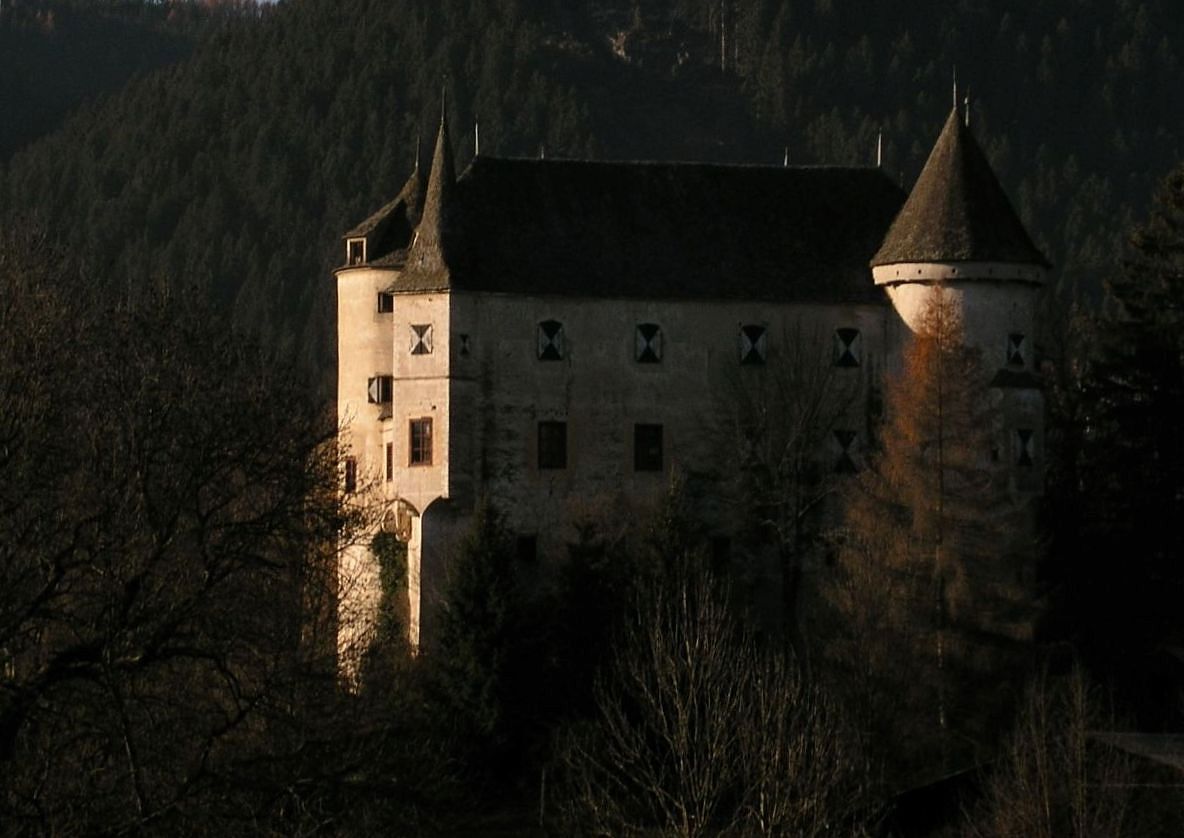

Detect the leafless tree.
xmin=710 ymin=323 xmax=861 ymax=657
xmin=558 ymin=559 xmax=872 ymax=837
xmin=0 ymin=227 xmax=430 ymax=832
xmin=967 ymin=666 xmax=1134 ymax=838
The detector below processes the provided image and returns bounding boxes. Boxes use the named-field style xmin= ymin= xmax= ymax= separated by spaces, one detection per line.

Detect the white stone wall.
xmin=335 ymin=264 xmax=399 ymax=675
xmin=448 ymin=291 xmax=905 ymax=558
xmin=873 ymin=262 xmax=1044 ymax=373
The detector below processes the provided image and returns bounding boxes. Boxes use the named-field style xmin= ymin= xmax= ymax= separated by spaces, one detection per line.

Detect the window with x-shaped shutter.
xmin=635 ymin=323 xmax=662 ymax=363
xmin=410 ymin=324 xmax=433 ymax=355
xmin=833 ymin=328 xmax=861 ymax=367
xmin=538 ymin=320 xmax=564 ymax=361
xmin=739 ymin=324 xmax=767 ymax=365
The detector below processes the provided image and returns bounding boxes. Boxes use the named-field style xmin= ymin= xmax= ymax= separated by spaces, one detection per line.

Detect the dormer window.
xmin=1007 ymin=333 xmax=1025 ymax=367
xmin=739 ymin=324 xmax=767 ymax=365
xmin=834 ymin=328 xmax=861 ymax=367
xmin=347 ymin=238 xmax=366 ymax=266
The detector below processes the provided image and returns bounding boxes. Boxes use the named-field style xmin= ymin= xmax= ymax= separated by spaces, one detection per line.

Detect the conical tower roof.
xmin=414 ymin=109 xmax=455 ymax=257
xmin=871 ymin=108 xmax=1049 ymax=268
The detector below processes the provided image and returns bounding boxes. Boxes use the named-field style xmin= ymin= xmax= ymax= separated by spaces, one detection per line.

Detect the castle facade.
xmin=334 ymin=106 xmax=1047 ymax=660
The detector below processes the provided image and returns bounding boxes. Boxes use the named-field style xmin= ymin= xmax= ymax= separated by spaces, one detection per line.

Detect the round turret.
xmin=872 ymin=107 xmax=1049 ymax=375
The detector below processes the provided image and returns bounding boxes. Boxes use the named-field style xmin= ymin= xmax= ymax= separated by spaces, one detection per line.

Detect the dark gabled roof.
xmin=872 ymin=108 xmax=1049 ymax=269
xmin=388 ymin=157 xmax=904 ymax=304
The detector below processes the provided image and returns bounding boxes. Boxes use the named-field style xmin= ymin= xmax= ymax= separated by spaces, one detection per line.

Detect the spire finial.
xmin=474 ymin=119 xmax=480 ymax=157
xmin=964 ymin=87 xmax=971 ymax=127
xmin=440 ymin=82 xmax=448 ymax=127
xmin=952 ymin=66 xmax=958 ymax=112
xmin=783 ymin=146 xmax=789 ymax=167
xmin=876 ymin=131 xmax=883 ymax=168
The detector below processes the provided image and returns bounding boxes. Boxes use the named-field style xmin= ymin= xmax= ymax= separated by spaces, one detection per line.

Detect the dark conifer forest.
xmin=3 ymin=0 xmax=1184 ymax=833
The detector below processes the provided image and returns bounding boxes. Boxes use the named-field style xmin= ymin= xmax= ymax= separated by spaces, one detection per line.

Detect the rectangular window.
xmin=634 ymin=423 xmax=664 ymax=471
xmin=367 ymin=375 xmax=393 ymax=405
xmin=516 ymin=535 xmax=538 ymax=563
xmin=377 ymin=292 xmax=395 ymax=313
xmin=538 ymin=421 xmax=567 ymax=469
xmin=385 ymin=442 xmax=393 ymax=481
xmin=343 ymin=456 xmax=357 ymax=494
xmin=409 ymin=418 xmax=433 ymax=466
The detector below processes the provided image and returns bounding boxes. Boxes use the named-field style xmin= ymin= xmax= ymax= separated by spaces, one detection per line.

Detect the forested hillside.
xmin=0 ymin=0 xmax=262 ymax=160
xmin=2 ymin=0 xmax=1181 ymax=382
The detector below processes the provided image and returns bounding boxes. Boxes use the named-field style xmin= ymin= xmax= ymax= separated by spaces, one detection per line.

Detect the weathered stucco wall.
xmin=449 ymin=292 xmax=906 ymax=558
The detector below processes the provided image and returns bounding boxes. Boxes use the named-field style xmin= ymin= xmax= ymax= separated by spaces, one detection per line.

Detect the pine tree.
xmin=824 ymin=288 xmax=1034 ymax=782
xmin=1067 ymin=163 xmax=1184 ymax=721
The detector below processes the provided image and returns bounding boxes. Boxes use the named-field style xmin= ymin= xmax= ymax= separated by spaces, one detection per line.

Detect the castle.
xmin=334 ymin=104 xmax=1047 ymax=658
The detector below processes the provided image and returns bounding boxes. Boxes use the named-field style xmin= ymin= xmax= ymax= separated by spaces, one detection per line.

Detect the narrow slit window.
xmin=385 ymin=442 xmax=393 ymax=481
xmin=343 ymin=457 xmax=357 ymax=494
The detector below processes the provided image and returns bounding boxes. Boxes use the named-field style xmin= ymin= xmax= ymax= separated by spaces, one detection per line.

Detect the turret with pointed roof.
xmin=872 ymin=106 xmax=1049 ymax=271
xmin=406 ymin=108 xmax=457 ymax=281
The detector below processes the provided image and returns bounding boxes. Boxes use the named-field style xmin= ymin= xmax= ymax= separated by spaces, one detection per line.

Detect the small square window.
xmin=409 ymin=418 xmax=433 ymax=466
xmin=833 ymin=327 xmax=861 ymax=367
xmin=538 ymin=421 xmax=567 ymax=469
xmin=538 ymin=320 xmax=564 ymax=361
xmin=367 ymin=375 xmax=393 ymax=404
xmin=347 ymin=238 xmax=366 ymax=265
xmin=343 ymin=456 xmax=358 ymax=494
xmin=410 ymin=324 xmax=433 ymax=355
xmin=739 ymin=324 xmax=767 ymax=365
xmin=634 ymin=423 xmax=664 ymax=471
xmin=377 ymin=292 xmax=394 ymax=313
xmin=385 ymin=442 xmax=393 ymax=481
xmin=635 ymin=323 xmax=663 ymax=363
xmin=1007 ymin=333 xmax=1025 ymax=367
